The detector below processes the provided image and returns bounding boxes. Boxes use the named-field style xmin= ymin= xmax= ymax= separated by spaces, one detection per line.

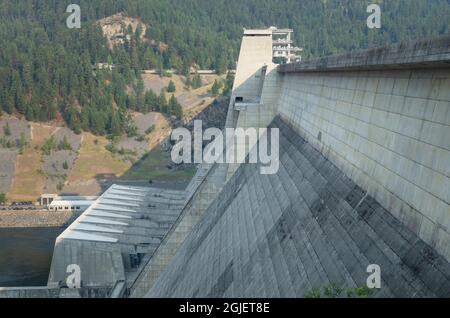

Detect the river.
xmin=0 ymin=227 xmax=63 ymax=287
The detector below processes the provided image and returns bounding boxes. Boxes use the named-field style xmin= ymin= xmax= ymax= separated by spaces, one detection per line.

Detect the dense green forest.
xmin=0 ymin=0 xmax=448 ymax=135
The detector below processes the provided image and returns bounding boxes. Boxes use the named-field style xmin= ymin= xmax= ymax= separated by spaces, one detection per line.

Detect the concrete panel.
xmin=278 ymin=67 xmax=450 ymax=261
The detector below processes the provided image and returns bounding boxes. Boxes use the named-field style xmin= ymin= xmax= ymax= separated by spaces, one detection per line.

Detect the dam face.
xmin=146 ymin=116 xmax=450 ymax=297
xmin=141 ymin=34 xmax=450 ymax=297
xmin=277 ymin=39 xmax=450 ymax=260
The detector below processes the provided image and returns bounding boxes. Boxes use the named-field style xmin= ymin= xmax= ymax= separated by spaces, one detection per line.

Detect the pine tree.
xmin=136 ymin=77 xmax=145 ymax=112
xmin=167 ymin=80 xmax=176 ymax=93
xmin=0 ymin=193 xmax=6 ymax=205
xmin=91 ymin=111 xmax=106 ymax=135
xmin=169 ymin=95 xmax=183 ymax=119
xmin=211 ymin=80 xmax=221 ymax=96
xmin=158 ymin=91 xmax=168 ymax=114
xmin=215 ymin=56 xmax=227 ymax=75
xmin=18 ymin=132 xmax=27 ymax=154
xmin=3 ymin=122 xmax=11 ymax=136
xmin=144 ymin=90 xmax=158 ymax=112
xmin=110 ymin=112 xmax=122 ymax=137
xmin=191 ymin=73 xmax=202 ymax=89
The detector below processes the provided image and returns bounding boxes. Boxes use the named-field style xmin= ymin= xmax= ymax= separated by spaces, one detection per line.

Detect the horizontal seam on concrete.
xmin=278 ymin=65 xmax=450 ymax=73
xmin=281 ymin=98 xmax=450 ymax=185
xmin=280 ymin=113 xmax=449 ymax=234
xmin=277 ymin=35 xmax=450 ymax=74
xmin=282 ymin=89 xmax=450 ymax=177
xmin=287 ymin=109 xmax=450 ymax=207
xmin=283 ymin=82 xmax=450 ymax=124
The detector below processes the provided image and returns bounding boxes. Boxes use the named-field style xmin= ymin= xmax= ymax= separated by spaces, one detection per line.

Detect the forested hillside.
xmin=0 ymin=0 xmax=448 ymax=135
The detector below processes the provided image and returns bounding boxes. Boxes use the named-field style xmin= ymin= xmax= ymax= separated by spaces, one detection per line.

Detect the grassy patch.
xmin=304 ymin=283 xmax=374 ymax=298
xmin=67 ymin=133 xmax=130 ymax=183
xmin=7 ymin=124 xmax=53 ymax=201
xmin=121 ymin=145 xmax=195 ymax=181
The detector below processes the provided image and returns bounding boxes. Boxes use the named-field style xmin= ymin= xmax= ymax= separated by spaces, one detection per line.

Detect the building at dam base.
xmin=1 ymin=29 xmax=449 ymax=298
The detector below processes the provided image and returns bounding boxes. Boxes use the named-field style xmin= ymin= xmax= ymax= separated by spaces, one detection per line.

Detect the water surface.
xmin=0 ymin=227 xmax=63 ymax=287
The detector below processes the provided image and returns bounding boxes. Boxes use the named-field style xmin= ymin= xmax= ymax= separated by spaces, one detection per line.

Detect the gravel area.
xmin=176 ymin=92 xmax=203 ymax=108
xmin=52 ymin=127 xmax=82 ymax=150
xmin=134 ymin=112 xmax=159 ymax=135
xmin=200 ymin=75 xmax=217 ymax=85
xmin=41 ymin=128 xmax=82 ymax=192
xmin=0 ymin=117 xmax=31 ymax=146
xmin=143 ymin=74 xmax=167 ymax=94
xmin=0 ymin=117 xmax=31 ymax=194
xmin=42 ymin=150 xmax=77 ymax=175
xmin=0 ymin=210 xmax=81 ymax=228
xmin=116 ymin=136 xmax=148 ymax=158
xmin=0 ymin=149 xmax=18 ymax=193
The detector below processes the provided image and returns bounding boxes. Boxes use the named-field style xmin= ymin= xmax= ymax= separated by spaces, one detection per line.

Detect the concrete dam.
xmin=1 ymin=29 xmax=449 ymax=298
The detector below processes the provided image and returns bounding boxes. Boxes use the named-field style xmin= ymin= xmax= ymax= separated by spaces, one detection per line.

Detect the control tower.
xmin=270 ymin=26 xmax=303 ymax=63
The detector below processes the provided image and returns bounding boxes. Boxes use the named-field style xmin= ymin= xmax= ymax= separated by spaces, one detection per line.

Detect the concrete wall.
xmin=277 ymin=66 xmax=450 ymax=260
xmin=225 ymin=31 xmax=283 ymax=180
xmin=130 ymin=31 xmax=278 ymax=297
xmin=130 ymin=163 xmax=227 ymax=297
xmin=48 ymin=239 xmax=125 ymax=287
xmin=232 ymin=32 xmax=273 ymax=102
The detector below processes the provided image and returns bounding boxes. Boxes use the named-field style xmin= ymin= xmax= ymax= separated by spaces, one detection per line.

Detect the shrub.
xmin=0 ymin=193 xmax=6 ymax=205
xmin=304 ymin=283 xmax=374 ymax=298
xmin=145 ymin=125 xmax=155 ymax=135
xmin=58 ymin=136 xmax=72 ymax=151
xmin=3 ymin=123 xmax=11 ymax=136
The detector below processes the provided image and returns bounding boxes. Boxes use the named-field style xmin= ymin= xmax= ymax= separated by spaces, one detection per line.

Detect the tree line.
xmin=0 ymin=0 xmax=448 ymax=136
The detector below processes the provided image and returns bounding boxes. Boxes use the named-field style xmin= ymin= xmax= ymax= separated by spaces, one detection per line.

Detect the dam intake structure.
xmin=1 ymin=28 xmax=449 ymax=298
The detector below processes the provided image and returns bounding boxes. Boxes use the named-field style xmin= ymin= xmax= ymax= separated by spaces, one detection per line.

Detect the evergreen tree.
xmin=215 ymin=57 xmax=227 ymax=75
xmin=169 ymin=95 xmax=183 ymax=119
xmin=0 ymin=0 xmax=447 ymax=136
xmin=3 ymin=123 xmax=11 ymax=136
xmin=18 ymin=132 xmax=27 ymax=154
xmin=191 ymin=73 xmax=202 ymax=89
xmin=136 ymin=77 xmax=145 ymax=112
xmin=167 ymin=80 xmax=176 ymax=93
xmin=211 ymin=80 xmax=221 ymax=96
xmin=110 ymin=112 xmax=122 ymax=137
xmin=0 ymin=193 xmax=6 ymax=205
xmin=144 ymin=90 xmax=158 ymax=112
xmin=158 ymin=91 xmax=168 ymax=114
